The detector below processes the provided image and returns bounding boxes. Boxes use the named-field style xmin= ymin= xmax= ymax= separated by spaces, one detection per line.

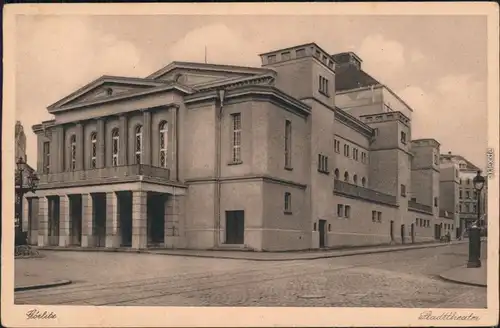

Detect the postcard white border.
xmin=2 ymin=2 xmax=499 ymax=327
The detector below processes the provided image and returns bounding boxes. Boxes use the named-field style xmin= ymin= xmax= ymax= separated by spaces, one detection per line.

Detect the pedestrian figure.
xmin=446 ymin=231 xmax=451 ymax=243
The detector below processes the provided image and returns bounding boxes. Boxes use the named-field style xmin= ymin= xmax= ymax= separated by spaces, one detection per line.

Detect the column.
xmin=142 ymin=110 xmax=152 ymax=165
xmin=164 ymin=193 xmax=185 ymax=248
xmin=49 ymin=127 xmax=59 ymax=173
xmin=59 ymin=195 xmax=71 ymax=247
xmin=36 ymin=136 xmax=43 ymax=173
xmin=81 ymin=193 xmax=95 ymax=247
xmin=119 ymin=115 xmax=128 ymax=166
xmin=169 ymin=107 xmax=178 ymax=180
xmin=105 ymin=192 xmax=121 ymax=248
xmin=97 ymin=118 xmax=105 ymax=168
xmin=37 ymin=197 xmax=49 ymax=246
xmin=76 ymin=122 xmax=84 ymax=170
xmin=57 ymin=125 xmax=65 ymax=172
xmin=132 ymin=191 xmax=147 ymax=249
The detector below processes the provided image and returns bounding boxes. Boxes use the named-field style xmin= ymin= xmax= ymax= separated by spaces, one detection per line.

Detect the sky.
xmin=15 ymin=14 xmax=488 ymax=169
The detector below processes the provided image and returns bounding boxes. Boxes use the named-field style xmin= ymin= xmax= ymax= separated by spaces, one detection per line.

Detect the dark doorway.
xmin=319 ymin=219 xmax=327 ymax=248
xmin=434 ymin=224 xmax=441 ymax=240
xmin=225 ymin=210 xmax=244 ymax=244
xmin=390 ymin=220 xmax=394 ymax=242
xmin=119 ymin=192 xmax=133 ymax=247
xmin=148 ymin=193 xmax=165 ymax=246
xmin=69 ymin=195 xmax=82 ymax=246
xmin=47 ymin=196 xmax=60 ymax=246
xmin=400 ymin=224 xmax=405 ymax=244
xmin=410 ymin=223 xmax=415 ymax=244
xmin=93 ymin=193 xmax=107 ymax=247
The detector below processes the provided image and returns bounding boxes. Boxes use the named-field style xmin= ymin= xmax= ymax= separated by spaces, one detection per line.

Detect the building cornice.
xmin=334 ymin=106 xmax=374 ymax=138
xmin=185 ymin=175 xmax=307 ymax=190
xmin=147 ymin=61 xmax=274 ymax=80
xmin=359 ymin=111 xmax=411 ymax=128
xmin=195 ymin=73 xmax=276 ymax=92
xmin=185 ymin=85 xmax=311 ymax=118
xmin=49 ymin=84 xmax=192 ymax=113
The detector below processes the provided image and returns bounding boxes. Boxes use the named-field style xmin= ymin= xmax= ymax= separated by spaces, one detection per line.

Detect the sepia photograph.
xmin=2 ymin=3 xmax=499 ymax=327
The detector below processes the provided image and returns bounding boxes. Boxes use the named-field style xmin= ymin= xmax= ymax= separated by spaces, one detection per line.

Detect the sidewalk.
xmin=15 ymin=272 xmax=72 ymax=292
xmin=37 ymin=240 xmax=467 ymax=262
xmin=439 ymin=263 xmax=487 ymax=287
xmin=438 ymin=240 xmax=488 ymax=287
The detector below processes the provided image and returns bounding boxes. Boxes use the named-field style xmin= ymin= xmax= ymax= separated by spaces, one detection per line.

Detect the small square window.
xmin=400 ymin=184 xmax=406 ymax=197
xmin=281 ymin=51 xmax=291 ymax=61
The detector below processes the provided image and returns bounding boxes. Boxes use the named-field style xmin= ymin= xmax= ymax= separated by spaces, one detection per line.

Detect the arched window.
xmin=112 ymin=128 xmax=119 ymax=167
xmin=159 ymin=121 xmax=168 ymax=168
xmin=135 ymin=125 xmax=143 ymax=164
xmin=353 ymin=174 xmax=358 ymax=185
xmin=334 ymin=169 xmax=339 ymax=180
xmin=70 ymin=135 xmax=77 ymax=171
xmin=361 ymin=177 xmax=366 ymax=187
xmin=90 ymin=132 xmax=97 ymax=169
xmin=344 ymin=171 xmax=349 ymax=182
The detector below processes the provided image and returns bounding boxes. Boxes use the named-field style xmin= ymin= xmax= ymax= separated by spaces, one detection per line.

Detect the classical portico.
xmin=32 ymin=182 xmax=186 ymax=249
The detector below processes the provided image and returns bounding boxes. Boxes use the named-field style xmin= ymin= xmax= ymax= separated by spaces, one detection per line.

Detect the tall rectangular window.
xmin=344 ymin=205 xmax=351 ymax=218
xmin=42 ymin=142 xmax=50 ymax=174
xmin=377 ymin=212 xmax=382 ymax=222
xmin=400 ymin=184 xmax=406 ymax=197
xmin=284 ymin=192 xmax=292 ymax=213
xmin=231 ymin=113 xmax=242 ymax=163
xmin=112 ymin=129 xmax=119 ymax=167
xmin=285 ymin=120 xmax=292 ymax=169
xmin=337 ymin=204 xmax=344 ymax=217
xmin=372 ymin=211 xmax=377 ymax=222
xmin=334 ymin=139 xmax=340 ymax=153
xmin=318 ymin=76 xmax=330 ymax=97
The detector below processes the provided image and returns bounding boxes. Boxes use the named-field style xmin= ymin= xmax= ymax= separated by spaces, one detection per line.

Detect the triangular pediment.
xmin=147 ymin=61 xmax=275 ymax=87
xmin=47 ymin=76 xmax=171 ymax=111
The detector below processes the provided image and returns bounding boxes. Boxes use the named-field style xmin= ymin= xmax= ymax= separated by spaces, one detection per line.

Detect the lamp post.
xmin=467 ymin=171 xmax=485 ymax=268
xmin=15 ymin=156 xmax=39 ymax=246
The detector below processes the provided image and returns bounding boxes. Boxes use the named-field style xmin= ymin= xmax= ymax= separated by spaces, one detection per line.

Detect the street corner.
xmin=438 ymin=264 xmax=487 ymax=288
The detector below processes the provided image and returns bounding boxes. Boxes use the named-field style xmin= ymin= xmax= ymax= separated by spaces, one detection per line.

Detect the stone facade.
xmin=24 ymin=42 xmax=479 ymax=251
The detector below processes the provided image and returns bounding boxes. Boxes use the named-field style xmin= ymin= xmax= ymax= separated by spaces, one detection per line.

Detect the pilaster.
xmin=97 ymin=118 xmax=105 ymax=168
xmin=37 ymin=197 xmax=49 ymax=246
xmin=119 ymin=115 xmax=128 ymax=166
xmin=105 ymin=192 xmax=121 ymax=248
xmin=81 ymin=193 xmax=95 ymax=247
xmin=21 ymin=196 xmax=29 ymax=234
xmin=169 ymin=107 xmax=178 ymax=180
xmin=164 ymin=193 xmax=185 ymax=248
xmin=59 ymin=195 xmax=71 ymax=246
xmin=76 ymin=122 xmax=84 ymax=170
xmin=142 ymin=110 xmax=152 ymax=165
xmin=132 ymin=191 xmax=147 ymax=249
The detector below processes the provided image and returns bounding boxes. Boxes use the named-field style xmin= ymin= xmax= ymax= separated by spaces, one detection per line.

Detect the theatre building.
xmin=25 ymin=42 xmax=457 ymax=251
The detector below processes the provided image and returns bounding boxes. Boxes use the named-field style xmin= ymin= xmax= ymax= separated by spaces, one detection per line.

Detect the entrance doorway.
xmin=410 ymin=223 xmax=415 ymax=244
xmin=390 ymin=220 xmax=394 ymax=242
xmin=69 ymin=195 xmax=82 ymax=246
xmin=434 ymin=224 xmax=441 ymax=240
xmin=225 ymin=210 xmax=244 ymax=244
xmin=148 ymin=193 xmax=165 ymax=246
xmin=319 ymin=219 xmax=327 ymax=248
xmin=119 ymin=192 xmax=133 ymax=247
xmin=47 ymin=196 xmax=60 ymax=246
xmin=93 ymin=193 xmax=106 ymax=247
xmin=401 ymin=224 xmax=405 ymax=244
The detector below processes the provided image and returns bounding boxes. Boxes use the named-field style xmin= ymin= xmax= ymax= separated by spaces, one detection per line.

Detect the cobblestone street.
xmin=15 ymin=243 xmax=486 ymax=308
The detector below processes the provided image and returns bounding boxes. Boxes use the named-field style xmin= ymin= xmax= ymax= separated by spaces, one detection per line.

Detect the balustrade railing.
xmin=334 ymin=179 xmax=397 ymax=206
xmin=39 ymin=164 xmax=171 ymax=184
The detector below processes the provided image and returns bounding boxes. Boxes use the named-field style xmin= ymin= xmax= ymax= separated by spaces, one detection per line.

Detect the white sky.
xmin=15 ymin=14 xmax=488 ymax=169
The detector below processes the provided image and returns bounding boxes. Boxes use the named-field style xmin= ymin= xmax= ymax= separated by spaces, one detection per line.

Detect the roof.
xmin=335 ymin=64 xmax=381 ymax=92
xmin=439 ymin=154 xmax=481 ymax=171
xmin=146 ymin=61 xmax=273 ymax=80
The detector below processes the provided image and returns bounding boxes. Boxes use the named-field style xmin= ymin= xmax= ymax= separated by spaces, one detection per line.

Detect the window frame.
xmin=159 ymin=121 xmax=168 ymax=168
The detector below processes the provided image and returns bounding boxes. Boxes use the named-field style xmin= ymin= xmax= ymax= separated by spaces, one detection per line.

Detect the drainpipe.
xmin=215 ymin=89 xmax=226 ymax=247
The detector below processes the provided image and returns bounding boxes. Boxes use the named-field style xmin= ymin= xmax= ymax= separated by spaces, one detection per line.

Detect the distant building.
xmin=26 ymin=42 xmax=463 ymax=250
xmin=440 ymin=152 xmax=487 ymax=235
xmin=15 ymin=121 xmax=37 ymax=240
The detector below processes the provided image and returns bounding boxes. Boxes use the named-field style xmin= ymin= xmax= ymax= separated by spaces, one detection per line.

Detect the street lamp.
xmin=467 ymin=171 xmax=485 ymax=268
xmin=15 ymin=156 xmax=39 ymax=246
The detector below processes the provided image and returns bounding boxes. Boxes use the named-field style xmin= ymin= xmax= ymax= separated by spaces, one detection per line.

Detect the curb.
xmin=36 ymin=241 xmax=467 ymax=262
xmin=15 ymin=279 xmax=72 ymax=292
xmin=438 ymin=274 xmax=487 ymax=288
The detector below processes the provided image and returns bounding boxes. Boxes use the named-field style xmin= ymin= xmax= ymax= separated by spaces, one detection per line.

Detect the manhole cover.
xmin=297 ymin=294 xmax=325 ymax=299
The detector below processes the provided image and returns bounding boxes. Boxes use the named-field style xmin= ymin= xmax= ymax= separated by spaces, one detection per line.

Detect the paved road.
xmin=15 ymin=243 xmax=486 ymax=308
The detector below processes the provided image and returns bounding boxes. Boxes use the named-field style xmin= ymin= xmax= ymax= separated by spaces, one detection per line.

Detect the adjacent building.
xmin=440 ymin=152 xmax=487 ymax=236
xmin=24 ymin=42 xmax=483 ymax=251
